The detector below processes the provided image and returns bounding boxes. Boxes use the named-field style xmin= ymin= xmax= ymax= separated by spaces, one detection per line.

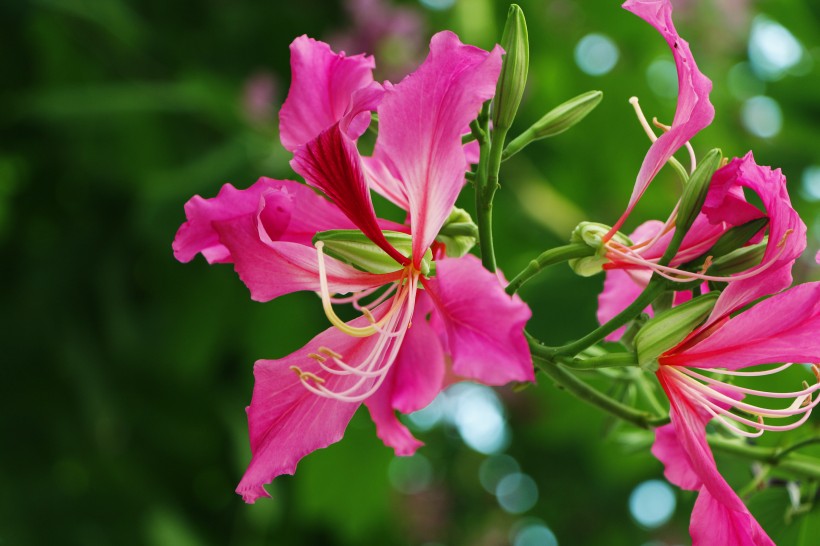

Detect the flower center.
xmin=288 ymin=241 xmax=423 ymax=403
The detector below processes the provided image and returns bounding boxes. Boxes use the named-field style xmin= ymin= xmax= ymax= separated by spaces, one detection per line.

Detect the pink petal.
xmin=264 ymin=180 xmax=357 ymax=246
xmin=656 ymin=373 xmax=771 ymax=544
xmin=690 ymin=489 xmax=775 ymax=546
xmin=236 ymin=321 xmax=381 ymax=503
xmin=363 ymin=293 xmax=445 ymax=455
xmin=279 ymin=36 xmax=377 ymax=152
xmin=427 ymin=254 xmax=534 ymax=385
xmin=213 ymin=213 xmax=400 ymax=301
xmin=598 ymin=268 xmax=653 ymax=341
xmin=362 ymin=155 xmax=409 ymax=210
xmin=291 ymin=123 xmax=409 ymax=265
xmin=705 ymin=153 xmax=807 ymax=321
xmin=663 ymin=282 xmax=820 ymax=370
xmin=173 ymin=178 xmax=284 ymax=264
xmin=610 ymin=0 xmax=715 ymax=235
xmin=651 ymin=421 xmax=702 ymax=491
xmin=372 ymin=31 xmax=502 ymax=267
xmin=652 ymin=380 xmax=744 ymax=493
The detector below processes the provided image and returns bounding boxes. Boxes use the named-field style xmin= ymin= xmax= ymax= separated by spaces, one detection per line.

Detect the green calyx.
xmin=436 ymin=207 xmax=479 ymax=258
xmin=568 ymin=221 xmax=632 ymax=277
xmin=634 ymin=291 xmax=719 ymax=371
xmin=313 ymin=230 xmax=435 ymax=276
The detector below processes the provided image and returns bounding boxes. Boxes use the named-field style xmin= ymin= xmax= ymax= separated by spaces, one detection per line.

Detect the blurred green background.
xmin=3 ymin=0 xmax=819 ymax=544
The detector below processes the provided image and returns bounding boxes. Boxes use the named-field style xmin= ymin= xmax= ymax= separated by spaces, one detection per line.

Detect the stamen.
xmin=296 ymin=269 xmax=422 ymax=403
xmin=315 ymin=241 xmax=403 ymax=337
xmin=290 ymin=365 xmax=326 ymax=384
xmin=629 ymin=97 xmax=658 ymax=142
xmin=653 ymin=117 xmax=697 ymax=174
xmin=318 ymin=346 xmax=343 ymax=359
xmin=777 ymin=228 xmax=794 ymax=248
xmin=604 ymin=239 xmax=783 ymax=284
xmin=664 ymin=364 xmax=820 ymax=438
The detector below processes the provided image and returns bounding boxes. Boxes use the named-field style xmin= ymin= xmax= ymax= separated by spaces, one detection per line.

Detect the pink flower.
xmin=598 ymin=153 xmax=806 ymax=339
xmin=651 ymin=282 xmax=820 ymax=545
xmin=173 ymin=32 xmax=534 ymax=503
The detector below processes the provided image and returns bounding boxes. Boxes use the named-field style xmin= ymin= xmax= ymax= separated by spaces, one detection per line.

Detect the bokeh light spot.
xmin=407 ymin=394 xmax=445 ymax=431
xmin=479 ymin=454 xmax=521 ymax=494
xmin=646 ymin=58 xmax=678 ymax=98
xmin=748 ymin=16 xmax=804 ymax=80
xmin=802 ymin=166 xmax=820 ymax=202
xmin=496 ymin=473 xmax=539 ymax=514
xmin=741 ymin=96 xmax=782 ymax=138
xmin=727 ymin=62 xmax=765 ymax=100
xmin=629 ymin=479 xmax=676 ymax=528
xmin=514 ymin=523 xmax=558 ymax=546
xmin=575 ymin=33 xmax=619 ymax=76
xmin=388 ymin=454 xmax=433 ymax=495
xmin=419 ymin=0 xmax=455 ymax=11
xmin=449 ymin=383 xmax=510 ymax=454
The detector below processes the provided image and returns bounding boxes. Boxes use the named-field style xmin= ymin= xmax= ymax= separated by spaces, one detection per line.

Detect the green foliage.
xmin=2 ymin=0 xmax=818 ymax=545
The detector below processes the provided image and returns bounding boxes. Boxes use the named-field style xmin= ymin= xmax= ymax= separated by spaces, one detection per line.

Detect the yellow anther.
xmin=318 ymin=346 xmax=343 ymax=359
xmin=362 ymin=308 xmax=376 ymax=323
xmin=777 ymin=228 xmax=794 ymax=249
xmin=698 ymin=256 xmax=713 ymax=275
xmin=289 ymin=365 xmax=325 ymax=384
xmin=308 ymin=353 xmax=327 ymax=363
xmin=652 ymin=117 xmax=671 ymax=132
xmin=811 ymin=364 xmax=820 ymax=382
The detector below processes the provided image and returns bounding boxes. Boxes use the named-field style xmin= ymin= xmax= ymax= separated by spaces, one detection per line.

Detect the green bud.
xmin=634 ymin=292 xmax=719 ymax=371
xmin=492 ymin=4 xmax=529 ymax=132
xmin=436 ymin=207 xmax=478 ymax=258
xmin=708 ymin=239 xmax=767 ymax=277
xmin=503 ymin=90 xmax=603 ymax=160
xmin=706 ymin=217 xmax=768 ymax=259
xmin=676 ymin=149 xmax=722 ymax=238
xmin=313 ymin=230 xmax=435 ymax=276
xmin=567 ymin=221 xmax=632 ymax=277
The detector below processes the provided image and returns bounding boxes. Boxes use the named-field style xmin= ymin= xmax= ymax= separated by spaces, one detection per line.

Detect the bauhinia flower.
xmin=647 ymin=283 xmax=820 ymax=545
xmin=588 ymin=0 xmax=805 ymax=337
xmin=173 ymin=32 xmax=534 ymax=503
xmin=597 ymin=153 xmax=806 ymax=339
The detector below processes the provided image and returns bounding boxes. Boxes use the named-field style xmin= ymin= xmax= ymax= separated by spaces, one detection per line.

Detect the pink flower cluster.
xmin=595 ymin=2 xmax=819 ymax=544
xmin=172 ymin=1 xmax=819 ymax=544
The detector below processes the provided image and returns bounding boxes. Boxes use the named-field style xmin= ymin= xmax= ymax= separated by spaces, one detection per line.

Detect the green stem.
xmin=534 ymin=356 xmax=657 ymax=429
xmin=708 ymin=437 xmax=820 ymax=480
xmin=533 ymin=279 xmax=665 ymax=357
xmin=559 ymin=352 xmax=637 ymax=370
xmin=472 ymin=104 xmax=496 ymax=272
xmin=506 ymin=243 xmax=594 ymax=295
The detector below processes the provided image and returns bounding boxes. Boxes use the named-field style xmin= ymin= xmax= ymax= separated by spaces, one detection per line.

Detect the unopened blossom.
xmin=173 ymin=32 xmax=533 ymax=503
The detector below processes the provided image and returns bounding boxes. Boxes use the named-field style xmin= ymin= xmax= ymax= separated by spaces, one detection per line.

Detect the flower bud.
xmin=675 ymin=148 xmax=722 ymax=239
xmin=503 ymin=90 xmax=603 ymax=160
xmin=436 ymin=207 xmax=478 ymax=258
xmin=706 ymin=217 xmax=768 ymax=259
xmin=313 ymin=229 xmax=435 ymax=276
xmin=567 ymin=221 xmax=632 ymax=277
xmin=492 ymin=4 xmax=529 ymax=132
xmin=708 ymin=240 xmax=767 ymax=277
xmin=634 ymin=292 xmax=718 ymax=371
